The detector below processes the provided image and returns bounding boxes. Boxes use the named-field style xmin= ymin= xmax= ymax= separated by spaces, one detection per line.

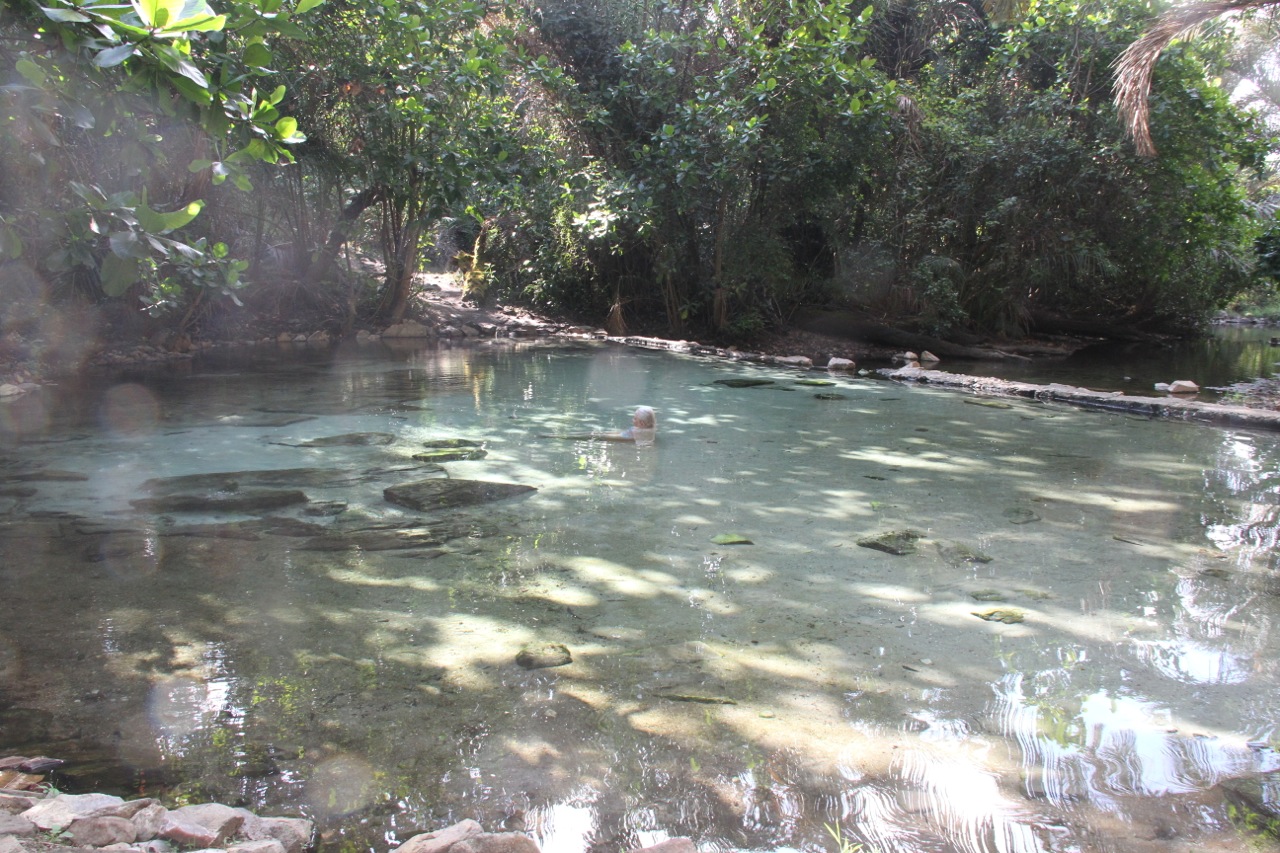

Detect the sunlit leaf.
xmin=295 ymin=0 xmax=325 ymax=14
xmin=137 ymin=199 xmax=204 ymax=234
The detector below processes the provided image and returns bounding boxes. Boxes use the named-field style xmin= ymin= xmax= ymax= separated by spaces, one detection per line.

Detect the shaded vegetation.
xmin=1 ymin=0 xmax=1277 ymax=346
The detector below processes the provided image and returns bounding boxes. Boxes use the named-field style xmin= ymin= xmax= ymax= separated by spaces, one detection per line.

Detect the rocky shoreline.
xmin=0 ymin=758 xmax=693 ymax=853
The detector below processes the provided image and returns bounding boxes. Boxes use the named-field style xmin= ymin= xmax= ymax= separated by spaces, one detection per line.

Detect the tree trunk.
xmin=306 ymin=186 xmax=384 ymax=282
xmin=385 ymin=219 xmax=423 ymax=323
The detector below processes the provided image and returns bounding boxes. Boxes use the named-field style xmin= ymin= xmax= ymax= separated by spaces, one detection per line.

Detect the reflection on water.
xmin=2 ymin=340 xmax=1280 ymax=853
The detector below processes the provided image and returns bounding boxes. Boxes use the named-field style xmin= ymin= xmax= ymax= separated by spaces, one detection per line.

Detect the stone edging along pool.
xmin=605 ymin=334 xmax=1280 ymax=432
xmin=878 ymin=365 xmax=1280 ymax=432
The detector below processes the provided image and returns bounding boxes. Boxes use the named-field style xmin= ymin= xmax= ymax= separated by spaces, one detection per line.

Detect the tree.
xmin=1 ymin=0 xmax=314 ymax=328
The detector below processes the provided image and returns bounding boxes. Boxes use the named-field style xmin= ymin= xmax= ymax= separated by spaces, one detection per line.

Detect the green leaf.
xmin=0 ymin=228 xmax=24 ymax=261
xmin=243 ymin=41 xmax=272 ymax=68
xmin=295 ymin=0 xmax=325 ymax=14
xmin=273 ymin=115 xmax=301 ymax=141
xmin=93 ymin=43 xmax=137 ymax=68
xmin=137 ymin=199 xmax=204 ymax=234
xmin=15 ymin=58 xmax=46 ymax=87
xmin=150 ymin=43 xmax=209 ymax=87
xmin=130 ymin=0 xmax=183 ymax=28
xmin=170 ymin=74 xmax=212 ymax=105
xmin=267 ymin=84 xmax=286 ymax=105
xmin=166 ymin=0 xmax=225 ymax=31
xmin=100 ymin=253 xmax=139 ymax=297
xmin=39 ymin=6 xmax=92 ymax=22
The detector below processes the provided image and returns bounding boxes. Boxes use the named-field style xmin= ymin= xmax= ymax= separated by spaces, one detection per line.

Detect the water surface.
xmin=2 ymin=339 xmax=1280 ymax=853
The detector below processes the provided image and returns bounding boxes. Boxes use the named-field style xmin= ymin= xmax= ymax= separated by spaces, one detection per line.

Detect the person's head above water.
xmin=632 ymin=406 xmax=657 ymax=429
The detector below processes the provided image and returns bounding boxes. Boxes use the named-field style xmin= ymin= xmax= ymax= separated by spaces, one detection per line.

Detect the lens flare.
xmin=100 ymin=384 xmax=161 ymax=436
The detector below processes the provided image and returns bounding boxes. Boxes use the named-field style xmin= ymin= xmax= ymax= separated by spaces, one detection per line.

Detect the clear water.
xmin=3 ymin=339 xmax=1280 ymax=853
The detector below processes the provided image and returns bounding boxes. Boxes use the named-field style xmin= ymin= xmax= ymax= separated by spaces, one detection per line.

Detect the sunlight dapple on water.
xmin=2 ymin=340 xmax=1280 ymax=853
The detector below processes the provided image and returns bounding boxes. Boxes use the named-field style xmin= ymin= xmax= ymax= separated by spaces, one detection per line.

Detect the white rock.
xmin=1153 ymin=383 xmax=1171 ymax=392
xmin=1169 ymin=380 xmax=1200 ymax=394
xmin=131 ymin=803 xmax=169 ymax=841
xmin=919 ymin=350 xmax=939 ymax=363
xmin=0 ymin=383 xmax=25 ymax=397
xmin=775 ymin=355 xmax=813 ymax=367
xmin=827 ymin=357 xmax=855 ymax=371
xmin=169 ymin=803 xmax=243 ymax=846
xmin=383 ymin=320 xmax=432 ymax=338
xmin=67 ymin=815 xmax=137 ymax=847
xmin=22 ymin=793 xmax=126 ymax=831
xmin=0 ymin=813 xmax=34 ymax=836
xmin=398 ymin=819 xmax=485 ymax=853
xmin=233 ymin=811 xmax=314 ymax=853
xmin=903 ymin=351 xmax=918 ymax=361
xmin=276 ymin=332 xmax=293 ymax=343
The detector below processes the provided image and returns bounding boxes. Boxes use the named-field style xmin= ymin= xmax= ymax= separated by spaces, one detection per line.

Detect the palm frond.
xmin=1115 ymin=0 xmax=1279 ymax=156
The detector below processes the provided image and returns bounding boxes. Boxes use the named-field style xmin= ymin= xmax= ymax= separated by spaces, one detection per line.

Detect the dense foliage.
xmin=0 ymin=0 xmax=1274 ymax=342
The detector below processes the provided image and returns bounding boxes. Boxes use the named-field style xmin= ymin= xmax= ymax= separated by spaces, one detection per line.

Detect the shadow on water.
xmin=2 ymin=340 xmax=1280 ymax=853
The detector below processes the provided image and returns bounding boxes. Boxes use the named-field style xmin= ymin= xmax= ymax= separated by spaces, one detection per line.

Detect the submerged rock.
xmin=795 ymin=379 xmax=837 ymax=386
xmin=0 ymin=469 xmax=89 ymax=483
xmin=276 ymin=432 xmax=397 ymax=447
xmin=969 ymin=590 xmax=1007 ymax=602
xmin=422 ymin=439 xmax=484 ymax=449
xmin=132 ymin=490 xmax=309 ymax=514
xmin=384 ymin=479 xmax=536 ymax=511
xmin=938 ymin=542 xmax=993 ymax=565
xmin=972 ymin=608 xmax=1025 ymax=624
xmin=515 ymin=643 xmax=572 ymax=669
xmin=413 ymin=448 xmax=488 ymax=463
xmin=814 ymin=393 xmax=847 ymax=401
xmin=713 ymin=378 xmax=775 ymax=388
xmin=656 ymin=692 xmax=737 ymax=705
xmin=963 ymin=398 xmax=1013 ymax=410
xmin=1003 ymin=507 xmax=1041 ymax=525
xmin=298 ymin=528 xmax=453 ymax=552
xmin=857 ymin=529 xmax=923 ymax=556
xmin=142 ymin=468 xmax=349 ymax=495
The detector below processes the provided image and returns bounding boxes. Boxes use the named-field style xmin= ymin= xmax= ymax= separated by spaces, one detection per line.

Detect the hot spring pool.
xmin=1 ymin=339 xmax=1279 ymax=853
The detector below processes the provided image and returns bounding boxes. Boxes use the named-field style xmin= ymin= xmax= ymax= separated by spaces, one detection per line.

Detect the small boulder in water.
xmin=1169 ymin=380 xmax=1200 ymax=394
xmin=515 ymin=643 xmax=572 ymax=669
xmin=857 ymin=529 xmax=923 ymax=556
xmin=384 ymin=479 xmax=536 ymax=511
